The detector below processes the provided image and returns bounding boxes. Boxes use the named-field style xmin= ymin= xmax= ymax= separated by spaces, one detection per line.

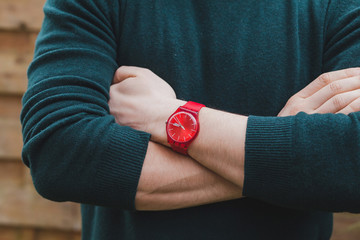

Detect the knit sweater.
xmin=21 ymin=0 xmax=360 ymax=239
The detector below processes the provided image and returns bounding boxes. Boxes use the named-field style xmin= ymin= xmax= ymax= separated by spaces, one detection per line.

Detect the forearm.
xmin=135 ymin=141 xmax=242 ymax=211
xmin=188 ymin=108 xmax=247 ymax=187
xmin=151 ymin=67 xmax=360 ymax=190
xmin=153 ymin=99 xmax=247 ymax=188
xmin=20 ymin=0 xmax=151 ymax=209
xmin=110 ymin=66 xmax=360 ymax=212
xmin=154 ymin=100 xmax=360 ymax=212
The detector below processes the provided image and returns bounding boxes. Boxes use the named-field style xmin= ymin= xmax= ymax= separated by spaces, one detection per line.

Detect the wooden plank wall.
xmin=0 ymin=0 xmax=81 ymax=239
xmin=0 ymin=1 xmax=359 ymax=240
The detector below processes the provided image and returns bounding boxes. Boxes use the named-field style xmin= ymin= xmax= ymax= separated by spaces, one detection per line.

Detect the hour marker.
xmin=188 ymin=134 xmax=192 ymax=137
xmin=172 ymin=133 xmax=175 ymax=137
xmin=191 ymin=129 xmax=196 ymax=132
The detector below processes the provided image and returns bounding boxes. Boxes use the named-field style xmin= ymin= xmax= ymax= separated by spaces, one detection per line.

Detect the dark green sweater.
xmin=21 ymin=0 xmax=360 ymax=239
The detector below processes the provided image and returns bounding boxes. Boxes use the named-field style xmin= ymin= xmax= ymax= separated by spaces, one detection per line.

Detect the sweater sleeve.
xmin=20 ymin=0 xmax=150 ymax=209
xmin=243 ymin=0 xmax=360 ymax=213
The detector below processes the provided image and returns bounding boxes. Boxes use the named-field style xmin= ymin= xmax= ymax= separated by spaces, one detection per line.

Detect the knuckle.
xmin=332 ymin=95 xmax=345 ymax=109
xmin=289 ymin=107 xmax=300 ymax=116
xmin=317 ymin=73 xmax=332 ymax=86
xmin=109 ymin=84 xmax=118 ymax=94
xmin=287 ymin=95 xmax=299 ymax=106
xmin=329 ymin=81 xmax=342 ymax=94
xmin=114 ymin=66 xmax=129 ymax=79
xmin=289 ymin=104 xmax=304 ymax=115
xmin=288 ymin=100 xmax=307 ymax=115
xmin=345 ymin=67 xmax=360 ymax=76
xmin=116 ymin=66 xmax=124 ymax=72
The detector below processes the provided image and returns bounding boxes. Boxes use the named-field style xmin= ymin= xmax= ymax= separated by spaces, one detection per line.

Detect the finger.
xmin=315 ymin=89 xmax=360 ymax=114
xmin=336 ymin=97 xmax=360 ymax=115
xmin=113 ymin=66 xmax=144 ymax=84
xmin=306 ymin=75 xmax=360 ymax=109
xmin=297 ymin=68 xmax=360 ymax=98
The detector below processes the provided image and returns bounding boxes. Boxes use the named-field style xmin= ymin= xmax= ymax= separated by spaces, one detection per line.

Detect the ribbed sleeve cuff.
xmin=95 ymin=124 xmax=151 ymax=210
xmin=243 ymin=115 xmax=295 ymax=201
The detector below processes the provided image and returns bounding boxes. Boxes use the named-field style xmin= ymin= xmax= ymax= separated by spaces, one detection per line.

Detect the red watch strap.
xmin=182 ymin=101 xmax=205 ymax=113
xmin=170 ymin=143 xmax=188 ymax=155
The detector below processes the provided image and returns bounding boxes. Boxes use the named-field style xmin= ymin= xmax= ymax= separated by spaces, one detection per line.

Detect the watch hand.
xmin=174 ymin=117 xmax=181 ymax=125
xmin=174 ymin=117 xmax=186 ymax=130
xmin=170 ymin=122 xmax=186 ymax=130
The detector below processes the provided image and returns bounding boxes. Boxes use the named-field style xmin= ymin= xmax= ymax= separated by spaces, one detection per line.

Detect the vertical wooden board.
xmin=0 ymin=32 xmax=37 ymax=51
xmin=0 ymin=0 xmax=46 ymax=32
xmin=0 ymin=119 xmax=22 ymax=160
xmin=0 ymin=161 xmax=25 ymax=187
xmin=0 ymin=186 xmax=82 ymax=231
xmin=0 ymin=163 xmax=81 ymax=231
xmin=0 ymin=32 xmax=37 ymax=95
xmin=0 ymin=95 xmax=22 ymax=119
xmin=0 ymin=0 xmax=82 ymax=237
xmin=0 ymin=51 xmax=30 ymax=95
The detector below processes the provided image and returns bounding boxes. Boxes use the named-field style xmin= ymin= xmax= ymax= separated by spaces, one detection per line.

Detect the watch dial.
xmin=167 ymin=111 xmax=198 ymax=143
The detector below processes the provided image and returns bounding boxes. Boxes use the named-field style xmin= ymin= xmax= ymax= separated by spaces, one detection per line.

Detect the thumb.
xmin=112 ymin=66 xmax=140 ymax=84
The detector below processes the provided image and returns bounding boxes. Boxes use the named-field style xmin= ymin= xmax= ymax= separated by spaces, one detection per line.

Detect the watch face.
xmin=167 ymin=111 xmax=198 ymax=143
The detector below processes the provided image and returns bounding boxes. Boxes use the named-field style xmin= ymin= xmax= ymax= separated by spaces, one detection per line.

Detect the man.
xmin=21 ymin=0 xmax=360 ymax=239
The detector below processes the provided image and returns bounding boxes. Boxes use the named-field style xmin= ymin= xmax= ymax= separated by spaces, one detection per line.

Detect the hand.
xmin=278 ymin=68 xmax=360 ymax=116
xmin=108 ymin=66 xmax=184 ymax=143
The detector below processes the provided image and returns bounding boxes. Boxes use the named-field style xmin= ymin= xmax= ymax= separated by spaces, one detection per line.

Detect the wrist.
xmin=163 ymin=100 xmax=206 ymax=155
xmin=150 ymin=99 xmax=186 ymax=146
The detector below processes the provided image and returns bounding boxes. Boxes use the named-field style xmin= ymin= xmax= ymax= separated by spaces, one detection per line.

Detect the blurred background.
xmin=0 ymin=0 xmax=359 ymax=239
xmin=0 ymin=0 xmax=80 ymax=239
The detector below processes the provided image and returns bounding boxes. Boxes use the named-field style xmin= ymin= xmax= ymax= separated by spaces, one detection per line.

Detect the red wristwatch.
xmin=166 ymin=101 xmax=205 ymax=155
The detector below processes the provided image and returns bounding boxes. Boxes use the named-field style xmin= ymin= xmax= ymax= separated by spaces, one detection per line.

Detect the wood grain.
xmin=0 ymin=32 xmax=37 ymax=95
xmin=0 ymin=161 xmax=81 ymax=231
xmin=0 ymin=119 xmax=22 ymax=160
xmin=0 ymin=95 xmax=22 ymax=119
xmin=0 ymin=226 xmax=81 ymax=240
xmin=0 ymin=0 xmax=46 ymax=32
xmin=0 ymin=0 xmax=82 ymax=236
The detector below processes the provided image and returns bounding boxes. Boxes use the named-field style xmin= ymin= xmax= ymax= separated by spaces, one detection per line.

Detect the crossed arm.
xmin=109 ymin=66 xmax=360 ymax=210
